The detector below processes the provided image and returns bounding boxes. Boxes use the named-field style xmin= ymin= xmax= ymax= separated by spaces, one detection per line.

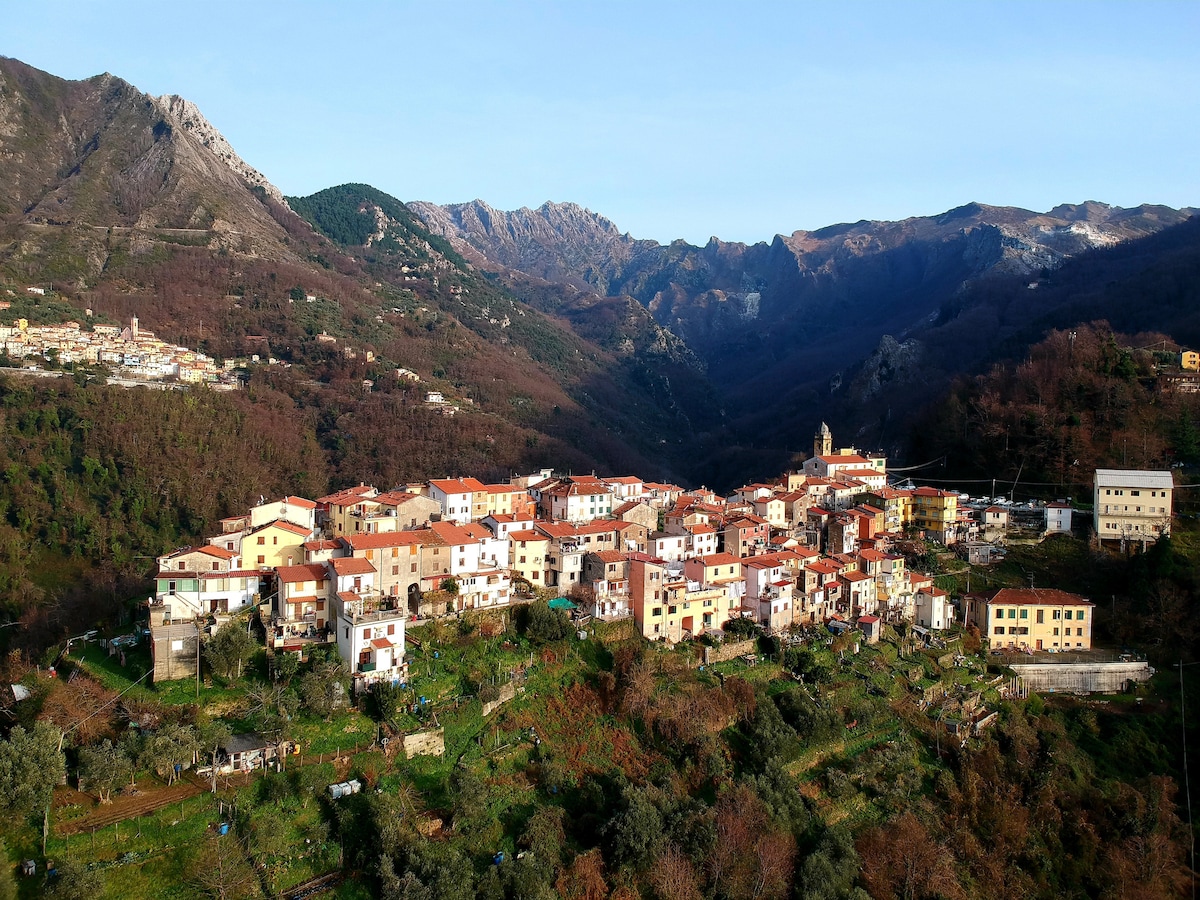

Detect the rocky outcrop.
xmin=154 ymin=94 xmax=287 ymax=206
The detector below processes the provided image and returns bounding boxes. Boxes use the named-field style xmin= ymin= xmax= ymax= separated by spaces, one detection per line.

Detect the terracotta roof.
xmin=428 ymin=521 xmax=481 ymax=546
xmin=276 ymin=564 xmax=328 ymax=583
xmin=537 ymin=522 xmax=579 ymax=539
xmin=429 ymin=477 xmax=486 ymax=494
xmin=545 ymin=482 xmax=612 ymax=497
xmin=592 ymin=550 xmax=629 ymax=563
xmin=697 ymin=552 xmax=740 ymax=566
xmin=818 ymin=453 xmax=870 ymax=464
xmin=176 ymin=545 xmax=236 ymax=560
xmin=316 ymin=484 xmax=376 ymax=504
xmin=249 ymin=520 xmax=312 ymax=538
xmin=508 ymin=529 xmax=549 ymax=543
xmin=976 ymin=587 xmax=1093 ymax=607
xmin=278 ymin=495 xmax=317 ymax=509
xmin=330 ymin=557 xmax=376 ymax=575
xmin=841 ymin=570 xmax=872 ymax=582
xmin=370 ymin=638 xmax=393 ymax=650
xmin=373 ymin=490 xmax=423 ymax=505
xmin=912 ymin=486 xmax=956 ymax=498
xmin=604 ymin=475 xmax=643 ymax=485
xmin=304 ymin=539 xmax=341 ymax=551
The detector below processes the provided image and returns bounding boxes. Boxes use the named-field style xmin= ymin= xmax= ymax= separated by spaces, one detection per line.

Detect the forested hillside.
xmin=910 ymin=322 xmax=1200 ymax=498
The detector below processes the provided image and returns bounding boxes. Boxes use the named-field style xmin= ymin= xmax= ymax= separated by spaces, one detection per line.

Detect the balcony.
xmin=358 ymin=661 xmax=377 ymax=673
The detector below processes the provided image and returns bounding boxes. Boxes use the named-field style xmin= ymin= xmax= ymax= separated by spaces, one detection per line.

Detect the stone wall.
xmin=482 ymin=682 xmax=522 ymax=717
xmin=1010 ymin=661 xmax=1153 ymax=694
xmin=401 ymin=728 xmax=445 ymax=759
xmin=702 ymin=638 xmax=758 ymax=666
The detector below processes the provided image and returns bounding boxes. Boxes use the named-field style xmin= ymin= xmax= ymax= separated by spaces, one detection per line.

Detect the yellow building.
xmin=245 ymin=520 xmax=313 ymax=569
xmin=630 ymin=558 xmax=738 ymax=641
xmin=509 ymin=529 xmax=551 ymax=587
xmin=910 ymin=487 xmax=959 ymax=544
xmin=1181 ymin=350 xmax=1199 ymax=371
xmin=965 ymin=587 xmax=1094 ymax=652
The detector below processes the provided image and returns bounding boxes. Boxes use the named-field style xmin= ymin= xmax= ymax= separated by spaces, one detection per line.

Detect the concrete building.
xmin=1094 ymin=469 xmax=1173 ymax=548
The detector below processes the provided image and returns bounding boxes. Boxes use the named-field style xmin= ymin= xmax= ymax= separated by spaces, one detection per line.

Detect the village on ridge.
xmin=149 ymin=423 xmax=1172 ymax=699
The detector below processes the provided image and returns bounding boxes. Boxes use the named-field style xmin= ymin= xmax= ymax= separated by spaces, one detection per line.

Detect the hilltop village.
xmin=150 ymin=424 xmax=1173 ymax=688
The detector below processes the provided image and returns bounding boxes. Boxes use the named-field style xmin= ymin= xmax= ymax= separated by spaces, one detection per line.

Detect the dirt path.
xmin=55 ymin=775 xmax=206 ymax=835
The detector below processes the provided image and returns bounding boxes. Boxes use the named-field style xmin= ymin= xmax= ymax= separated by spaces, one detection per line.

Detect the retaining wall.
xmin=1009 ymin=661 xmax=1153 ymax=694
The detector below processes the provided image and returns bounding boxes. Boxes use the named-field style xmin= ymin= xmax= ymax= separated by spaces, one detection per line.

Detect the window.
xmin=362 ymin=628 xmax=370 ymax=639
xmin=392 ymin=565 xmax=399 ymax=575
xmin=392 ymin=547 xmax=399 ymax=558
xmin=1077 ymin=627 xmax=1083 ymax=636
xmin=257 ymin=536 xmax=265 ymax=545
xmin=1036 ymin=609 xmax=1044 ymax=623
xmin=212 ymin=562 xmax=219 ymax=571
xmin=178 ymin=561 xmax=186 ymax=570
xmin=1053 ymin=610 xmax=1061 ymax=620
xmin=995 ymin=626 xmax=1005 ymax=635
xmin=1132 ymin=490 xmax=1140 ymax=496
xmin=411 ymin=563 xmax=417 ymax=573
xmin=653 ymin=607 xmax=662 ymax=617
xmin=257 ymin=555 xmax=265 ymax=565
xmin=1020 ymin=609 xmax=1028 ymax=619
xmin=1008 ymin=609 xmax=1016 ymax=619
xmin=995 ymin=608 xmax=1004 ymax=620
xmin=1053 ymin=627 xmax=1059 ymax=636
xmin=387 ymin=624 xmax=395 ymax=635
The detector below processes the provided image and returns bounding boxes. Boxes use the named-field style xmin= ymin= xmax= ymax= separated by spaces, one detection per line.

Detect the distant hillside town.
xmin=149 ymin=424 xmax=1174 ymax=687
xmin=0 ymin=305 xmax=235 ymax=386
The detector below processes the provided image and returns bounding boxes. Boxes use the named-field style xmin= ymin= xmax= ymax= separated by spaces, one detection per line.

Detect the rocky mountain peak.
xmin=153 ymin=94 xmax=287 ymax=206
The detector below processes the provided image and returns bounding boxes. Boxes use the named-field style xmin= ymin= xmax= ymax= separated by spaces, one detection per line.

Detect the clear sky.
xmin=6 ymin=1 xmax=1198 ymax=244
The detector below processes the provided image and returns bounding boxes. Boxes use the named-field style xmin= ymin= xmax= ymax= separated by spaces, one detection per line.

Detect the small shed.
xmin=857 ymin=615 xmax=881 ymax=644
xmin=220 ymin=732 xmax=277 ymax=773
xmin=548 ymin=597 xmax=578 ymax=611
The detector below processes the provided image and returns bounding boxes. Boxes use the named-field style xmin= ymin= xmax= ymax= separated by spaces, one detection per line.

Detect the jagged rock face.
xmin=410 ymin=198 xmax=1196 ymax=368
xmin=0 ymin=57 xmax=297 ymax=275
xmin=154 ymin=94 xmax=287 ymax=206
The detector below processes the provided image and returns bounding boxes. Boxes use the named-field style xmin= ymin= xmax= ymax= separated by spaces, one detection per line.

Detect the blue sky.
xmin=6 ymin=1 xmax=1199 ymax=244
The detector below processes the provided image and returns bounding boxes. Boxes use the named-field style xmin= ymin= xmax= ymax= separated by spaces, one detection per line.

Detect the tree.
xmin=0 ymin=721 xmax=64 ymax=852
xmin=187 ymin=832 xmax=259 ymax=900
xmin=205 ymin=619 xmax=258 ymax=679
xmin=299 ymin=658 xmax=349 ymax=720
xmin=197 ymin=718 xmax=233 ymax=794
xmin=273 ymin=650 xmax=300 ymax=683
xmin=519 ymin=602 xmax=570 ymax=644
xmin=44 ymin=857 xmax=104 ymax=900
xmin=78 ymin=739 xmax=132 ymax=803
xmin=603 ymin=789 xmax=663 ymax=871
xmin=140 ymin=723 xmax=200 ymax=785
xmin=797 ymin=826 xmax=870 ymax=900
xmin=649 ymin=843 xmax=701 ymax=900
xmin=0 ymin=721 xmax=65 ymax=818
xmin=0 ymin=839 xmax=18 ymax=900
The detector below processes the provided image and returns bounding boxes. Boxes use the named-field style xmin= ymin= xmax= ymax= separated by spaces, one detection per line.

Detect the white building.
xmin=333 ymin=592 xmax=407 ymax=694
xmin=1045 ymin=502 xmax=1073 ymax=535
xmin=1093 ymin=469 xmax=1173 ymax=547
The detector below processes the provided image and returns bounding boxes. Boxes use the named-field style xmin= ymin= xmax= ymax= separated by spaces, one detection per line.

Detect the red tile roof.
xmin=330 ymin=557 xmax=376 ymax=575
xmin=276 ymin=564 xmax=328 ymax=583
